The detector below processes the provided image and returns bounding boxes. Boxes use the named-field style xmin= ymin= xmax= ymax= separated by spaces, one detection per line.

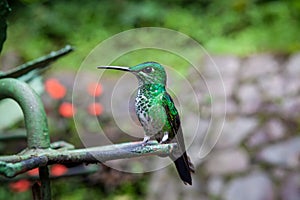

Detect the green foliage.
xmin=0 ymin=177 xmax=147 ymax=200
xmin=2 ymin=0 xmax=300 ymax=71
xmin=51 ymin=177 xmax=148 ymax=200
xmin=0 ymin=186 xmax=32 ymax=200
xmin=0 ymin=0 xmax=10 ymax=53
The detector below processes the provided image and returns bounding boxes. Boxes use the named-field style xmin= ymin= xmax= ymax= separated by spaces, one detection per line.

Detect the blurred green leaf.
xmin=0 ymin=0 xmax=10 ymax=53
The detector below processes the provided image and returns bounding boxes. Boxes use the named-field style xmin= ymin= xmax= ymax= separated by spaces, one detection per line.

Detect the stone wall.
xmin=147 ymin=53 xmax=300 ymax=200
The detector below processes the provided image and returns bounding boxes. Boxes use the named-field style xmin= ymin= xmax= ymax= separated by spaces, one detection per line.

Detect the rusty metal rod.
xmin=0 ymin=78 xmax=50 ymax=149
xmin=0 ymin=141 xmax=176 ymax=177
xmin=0 ymin=45 xmax=73 ymax=79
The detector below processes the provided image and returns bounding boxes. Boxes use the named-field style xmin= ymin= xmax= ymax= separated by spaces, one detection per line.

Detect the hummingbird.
xmin=97 ymin=61 xmax=194 ymax=185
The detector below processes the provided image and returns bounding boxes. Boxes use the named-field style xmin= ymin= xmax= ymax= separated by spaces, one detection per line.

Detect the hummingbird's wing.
xmin=161 ymin=92 xmax=193 ymax=185
xmin=161 ymin=92 xmax=182 ymax=145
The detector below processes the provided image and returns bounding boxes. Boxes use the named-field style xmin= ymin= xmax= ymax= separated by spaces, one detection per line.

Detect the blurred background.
xmin=0 ymin=0 xmax=300 ymax=199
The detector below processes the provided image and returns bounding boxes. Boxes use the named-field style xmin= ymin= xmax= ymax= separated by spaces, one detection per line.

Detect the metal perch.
xmin=0 ymin=78 xmax=177 ymax=200
xmin=0 ymin=45 xmax=73 ymax=79
xmin=0 ymin=140 xmax=176 ymax=177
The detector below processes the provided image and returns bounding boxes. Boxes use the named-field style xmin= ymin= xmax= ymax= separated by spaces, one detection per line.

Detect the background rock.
xmin=156 ymin=53 xmax=300 ymax=199
xmin=224 ymin=171 xmax=274 ymax=200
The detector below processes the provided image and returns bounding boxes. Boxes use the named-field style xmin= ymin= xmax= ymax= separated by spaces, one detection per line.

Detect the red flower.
xmin=87 ymin=82 xmax=103 ymax=97
xmin=27 ymin=168 xmax=39 ymax=176
xmin=51 ymin=164 xmax=68 ymax=176
xmin=45 ymin=78 xmax=66 ymax=99
xmin=87 ymin=103 xmax=103 ymax=116
xmin=9 ymin=179 xmax=31 ymax=193
xmin=59 ymin=102 xmax=76 ymax=118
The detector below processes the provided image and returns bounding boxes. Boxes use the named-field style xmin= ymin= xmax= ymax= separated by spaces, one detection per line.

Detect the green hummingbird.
xmin=97 ymin=61 xmax=194 ymax=185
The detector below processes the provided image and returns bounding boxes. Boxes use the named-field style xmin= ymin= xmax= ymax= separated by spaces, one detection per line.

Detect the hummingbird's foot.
xmin=142 ymin=136 xmax=151 ymax=146
xmin=160 ymin=132 xmax=169 ymax=144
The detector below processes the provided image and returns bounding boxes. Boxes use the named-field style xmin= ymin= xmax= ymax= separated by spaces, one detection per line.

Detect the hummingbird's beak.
xmin=97 ymin=66 xmax=130 ymax=72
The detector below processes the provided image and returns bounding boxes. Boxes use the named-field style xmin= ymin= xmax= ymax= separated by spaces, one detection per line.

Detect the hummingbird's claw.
xmin=160 ymin=132 xmax=169 ymax=144
xmin=142 ymin=136 xmax=150 ymax=146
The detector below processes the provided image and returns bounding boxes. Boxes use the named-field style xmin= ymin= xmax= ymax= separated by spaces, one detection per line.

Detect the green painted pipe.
xmin=0 ymin=78 xmax=51 ymax=199
xmin=0 ymin=78 xmax=50 ymax=149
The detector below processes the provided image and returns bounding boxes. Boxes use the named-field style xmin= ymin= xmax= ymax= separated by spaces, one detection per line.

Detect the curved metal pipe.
xmin=0 ymin=78 xmax=50 ymax=149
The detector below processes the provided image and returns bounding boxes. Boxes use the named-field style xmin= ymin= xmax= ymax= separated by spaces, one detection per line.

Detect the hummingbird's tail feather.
xmin=171 ymin=152 xmax=193 ymax=185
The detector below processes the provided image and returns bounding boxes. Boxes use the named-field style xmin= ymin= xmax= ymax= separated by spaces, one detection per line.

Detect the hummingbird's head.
xmin=129 ymin=62 xmax=166 ymax=86
xmin=97 ymin=61 xmax=167 ymax=86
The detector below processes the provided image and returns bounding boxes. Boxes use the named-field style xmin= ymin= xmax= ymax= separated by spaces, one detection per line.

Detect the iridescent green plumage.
xmin=97 ymin=61 xmax=194 ymax=185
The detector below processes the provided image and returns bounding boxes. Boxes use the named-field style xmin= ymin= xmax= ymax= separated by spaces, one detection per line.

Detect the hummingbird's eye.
xmin=142 ymin=67 xmax=153 ymax=73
